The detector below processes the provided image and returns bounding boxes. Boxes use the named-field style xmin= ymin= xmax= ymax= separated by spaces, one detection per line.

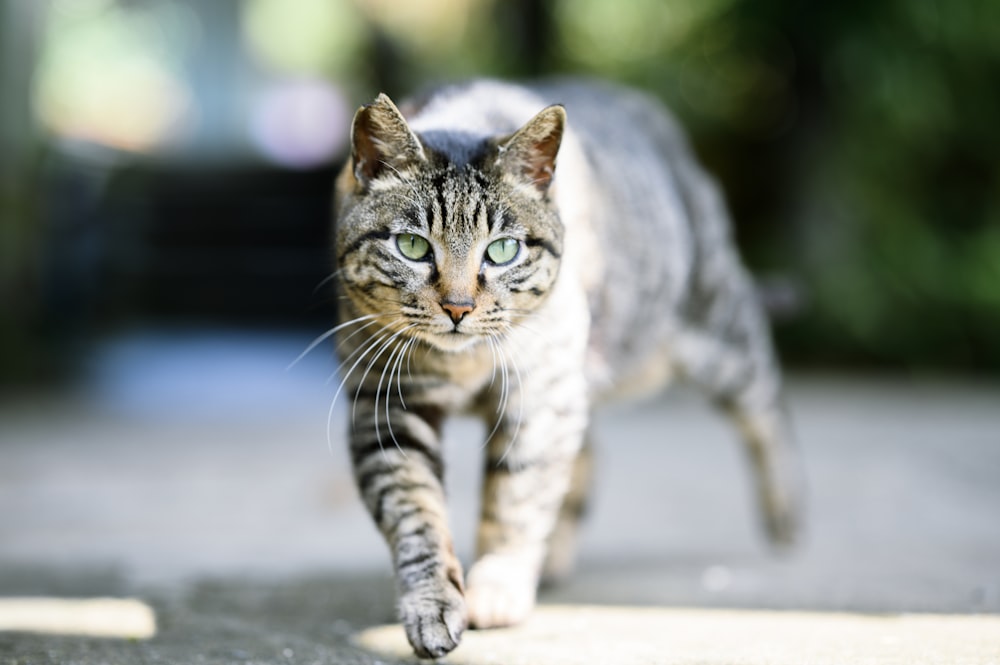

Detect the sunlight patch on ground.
xmin=354 ymin=604 xmax=1000 ymax=665
xmin=0 ymin=597 xmax=156 ymax=639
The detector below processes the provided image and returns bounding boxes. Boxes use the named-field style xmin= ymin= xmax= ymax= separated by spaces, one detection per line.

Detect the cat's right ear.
xmin=349 ymin=93 xmax=426 ymax=190
xmin=495 ymin=104 xmax=566 ymax=195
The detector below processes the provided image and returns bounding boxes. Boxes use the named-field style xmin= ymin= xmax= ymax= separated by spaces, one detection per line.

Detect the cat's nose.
xmin=440 ymin=299 xmax=475 ymax=324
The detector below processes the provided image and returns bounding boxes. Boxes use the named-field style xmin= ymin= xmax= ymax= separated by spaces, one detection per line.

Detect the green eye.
xmin=396 ymin=234 xmax=430 ymax=261
xmin=486 ymin=237 xmax=520 ymax=265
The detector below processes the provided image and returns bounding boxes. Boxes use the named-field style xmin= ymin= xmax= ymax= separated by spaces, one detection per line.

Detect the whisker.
xmin=311 ymin=269 xmax=343 ymax=296
xmin=333 ymin=317 xmax=391 ymax=357
xmin=326 ymin=328 xmax=395 ymax=454
xmin=406 ymin=335 xmax=416 ymax=381
xmin=502 ymin=347 xmax=525 ymax=460
xmin=495 ymin=334 xmax=510 ymax=419
xmin=486 ymin=332 xmax=499 ymax=390
xmin=494 ymin=328 xmax=526 ymax=470
xmin=510 ymin=321 xmax=548 ymax=341
xmin=325 ymin=315 xmax=418 ymax=455
xmin=353 ymin=325 xmax=417 ymax=428
xmin=384 ymin=334 xmax=416 ymax=457
xmin=326 ymin=320 xmax=398 ymax=385
xmin=484 ymin=330 xmax=514 ymax=449
xmin=481 ymin=333 xmax=506 ymax=450
xmin=377 ymin=160 xmax=424 ymax=209
xmin=375 ymin=333 xmax=410 ymax=459
xmin=396 ymin=337 xmax=415 ymax=408
xmin=288 ymin=313 xmax=381 ymax=370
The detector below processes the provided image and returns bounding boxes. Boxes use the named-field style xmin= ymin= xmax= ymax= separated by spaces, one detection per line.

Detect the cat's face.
xmin=335 ymin=94 xmax=566 ymax=352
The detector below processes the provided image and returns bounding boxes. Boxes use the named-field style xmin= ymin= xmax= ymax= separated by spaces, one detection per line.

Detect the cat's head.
xmin=334 ymin=93 xmax=566 ymax=352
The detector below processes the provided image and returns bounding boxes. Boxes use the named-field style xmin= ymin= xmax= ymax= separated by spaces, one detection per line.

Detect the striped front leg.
xmin=350 ymin=404 xmax=465 ymax=658
xmin=465 ymin=365 xmax=589 ymax=628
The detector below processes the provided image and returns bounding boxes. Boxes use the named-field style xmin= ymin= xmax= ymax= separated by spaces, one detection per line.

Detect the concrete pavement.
xmin=1 ymin=328 xmax=998 ymax=663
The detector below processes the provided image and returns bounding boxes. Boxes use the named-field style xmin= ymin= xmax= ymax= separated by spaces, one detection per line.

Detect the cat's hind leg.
xmin=724 ymin=394 xmax=801 ymax=546
xmin=673 ymin=325 xmax=804 ymax=547
xmin=670 ymin=155 xmax=803 ymax=546
xmin=540 ymin=433 xmax=594 ymax=585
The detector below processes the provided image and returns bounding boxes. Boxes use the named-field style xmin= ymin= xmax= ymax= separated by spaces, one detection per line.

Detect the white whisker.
xmin=326 ymin=328 xmax=394 ymax=454
xmin=481 ymin=333 xmax=507 ymax=450
xmin=373 ymin=327 xmax=418 ymax=456
xmin=495 ymin=337 xmax=525 ymax=468
xmin=396 ymin=337 xmax=415 ymax=408
xmin=406 ymin=336 xmax=416 ymax=381
xmin=486 ymin=332 xmax=499 ymax=391
xmin=288 ymin=313 xmax=380 ymax=370
xmin=353 ymin=325 xmax=417 ymax=428
xmin=378 ymin=160 xmax=423 ymax=208
xmin=311 ymin=269 xmax=343 ymax=296
xmin=334 ymin=318 xmax=383 ymax=354
xmin=325 ymin=320 xmax=398 ymax=385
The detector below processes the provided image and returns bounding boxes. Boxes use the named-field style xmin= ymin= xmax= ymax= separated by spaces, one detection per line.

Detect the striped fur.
xmin=332 ymin=79 xmax=802 ymax=658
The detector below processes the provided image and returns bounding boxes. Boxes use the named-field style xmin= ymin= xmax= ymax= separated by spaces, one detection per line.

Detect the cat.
xmin=331 ymin=79 xmax=802 ymax=658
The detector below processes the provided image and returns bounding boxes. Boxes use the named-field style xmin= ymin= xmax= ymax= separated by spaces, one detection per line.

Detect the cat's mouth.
xmin=403 ymin=313 xmax=500 ymax=352
xmin=428 ymin=334 xmax=477 ymax=352
xmin=418 ymin=325 xmax=484 ymax=352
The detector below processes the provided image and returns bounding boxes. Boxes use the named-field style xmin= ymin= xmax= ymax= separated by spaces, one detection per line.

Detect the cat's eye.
xmin=396 ymin=233 xmax=430 ymax=261
xmin=485 ymin=237 xmax=520 ymax=265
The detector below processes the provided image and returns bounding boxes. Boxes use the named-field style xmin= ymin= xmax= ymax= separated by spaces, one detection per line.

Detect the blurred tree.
xmin=549 ymin=0 xmax=1000 ymax=372
xmin=0 ymin=2 xmax=48 ymax=386
xmin=5 ymin=0 xmax=998 ymax=379
xmin=776 ymin=0 xmax=1000 ymax=371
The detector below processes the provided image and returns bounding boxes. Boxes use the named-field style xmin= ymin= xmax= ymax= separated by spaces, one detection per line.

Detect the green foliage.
xmin=7 ymin=0 xmax=998 ymax=374
xmin=545 ymin=0 xmax=1000 ymax=372
xmin=798 ymin=0 xmax=1000 ymax=370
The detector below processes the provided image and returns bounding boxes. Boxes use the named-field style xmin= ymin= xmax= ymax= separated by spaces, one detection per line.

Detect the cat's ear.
xmin=349 ymin=93 xmax=426 ymax=189
xmin=496 ymin=104 xmax=566 ymax=194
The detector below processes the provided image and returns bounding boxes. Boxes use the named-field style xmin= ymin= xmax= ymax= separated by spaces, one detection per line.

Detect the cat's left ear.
xmin=495 ymin=104 xmax=566 ymax=194
xmin=349 ymin=93 xmax=426 ymax=190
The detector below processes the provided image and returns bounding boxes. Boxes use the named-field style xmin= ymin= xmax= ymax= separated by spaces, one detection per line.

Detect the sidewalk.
xmin=1 ymin=328 xmax=999 ymax=663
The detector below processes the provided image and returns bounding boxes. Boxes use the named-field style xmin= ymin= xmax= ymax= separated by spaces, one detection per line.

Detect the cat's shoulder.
xmin=403 ymin=78 xmax=684 ymax=143
xmin=401 ymin=79 xmax=552 ymax=136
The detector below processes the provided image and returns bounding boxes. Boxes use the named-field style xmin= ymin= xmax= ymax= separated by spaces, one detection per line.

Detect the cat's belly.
xmin=585 ymin=334 xmax=677 ymax=405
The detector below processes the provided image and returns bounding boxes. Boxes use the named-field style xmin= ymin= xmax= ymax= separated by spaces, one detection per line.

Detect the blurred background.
xmin=2 ymin=0 xmax=999 ymax=386
xmin=2 ymin=4 xmax=1000 ymax=654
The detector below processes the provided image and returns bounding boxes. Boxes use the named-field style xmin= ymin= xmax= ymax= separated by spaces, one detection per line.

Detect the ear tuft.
xmin=496 ymin=104 xmax=566 ymax=194
xmin=350 ymin=93 xmax=426 ymax=189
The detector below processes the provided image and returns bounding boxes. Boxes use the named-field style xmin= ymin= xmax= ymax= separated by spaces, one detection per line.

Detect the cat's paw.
xmin=763 ymin=492 xmax=802 ymax=549
xmin=398 ymin=580 xmax=466 ymax=659
xmin=759 ymin=461 xmax=804 ymax=549
xmin=540 ymin=519 xmax=580 ymax=586
xmin=464 ymin=556 xmax=537 ymax=629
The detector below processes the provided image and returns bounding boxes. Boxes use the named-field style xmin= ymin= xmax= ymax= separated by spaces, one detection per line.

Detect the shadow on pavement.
xmin=4 ymin=559 xmax=999 ymax=664
xmin=2 ymin=567 xmax=398 ymax=665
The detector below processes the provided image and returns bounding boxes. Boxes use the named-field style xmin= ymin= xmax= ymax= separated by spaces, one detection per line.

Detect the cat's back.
xmin=533 ymin=78 xmax=692 ymax=169
xmin=405 ymin=79 xmax=556 ymax=146
xmin=406 ymin=79 xmax=731 ymax=399
xmin=529 ymin=78 xmax=700 ymax=292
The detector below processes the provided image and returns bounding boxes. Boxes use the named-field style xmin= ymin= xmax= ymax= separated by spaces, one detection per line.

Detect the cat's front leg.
xmin=466 ymin=364 xmax=589 ymax=628
xmin=350 ymin=406 xmax=465 ymax=658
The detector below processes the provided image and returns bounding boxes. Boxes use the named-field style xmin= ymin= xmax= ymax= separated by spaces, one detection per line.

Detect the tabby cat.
xmin=332 ymin=79 xmax=801 ymax=658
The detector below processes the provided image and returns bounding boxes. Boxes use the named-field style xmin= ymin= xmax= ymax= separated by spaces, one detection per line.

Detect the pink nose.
xmin=441 ymin=300 xmax=474 ymax=324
